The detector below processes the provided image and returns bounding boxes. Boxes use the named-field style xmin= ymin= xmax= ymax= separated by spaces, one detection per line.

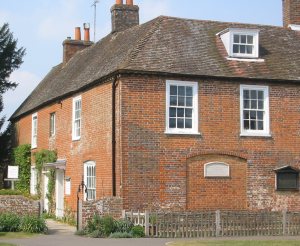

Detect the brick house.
xmin=10 ymin=0 xmax=300 ymax=216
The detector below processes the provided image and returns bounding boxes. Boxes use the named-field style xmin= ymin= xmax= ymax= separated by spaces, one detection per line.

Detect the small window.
xmin=166 ymin=80 xmax=199 ymax=135
xmin=31 ymin=113 xmax=38 ymax=148
xmin=204 ymin=162 xmax=230 ymax=177
xmin=84 ymin=161 xmax=96 ymax=201
xmin=275 ymin=166 xmax=299 ymax=191
xmin=72 ymin=96 xmax=82 ymax=140
xmin=240 ymin=85 xmax=270 ymax=136
xmin=50 ymin=112 xmax=56 ymax=137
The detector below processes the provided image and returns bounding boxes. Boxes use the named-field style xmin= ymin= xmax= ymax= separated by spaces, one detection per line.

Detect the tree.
xmin=0 ymin=23 xmax=25 ymax=188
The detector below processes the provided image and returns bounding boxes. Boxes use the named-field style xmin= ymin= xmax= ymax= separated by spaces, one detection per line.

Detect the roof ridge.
xmin=120 ymin=16 xmax=165 ymax=68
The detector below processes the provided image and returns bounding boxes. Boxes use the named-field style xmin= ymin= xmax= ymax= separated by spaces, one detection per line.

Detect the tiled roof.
xmin=11 ymin=16 xmax=300 ymax=119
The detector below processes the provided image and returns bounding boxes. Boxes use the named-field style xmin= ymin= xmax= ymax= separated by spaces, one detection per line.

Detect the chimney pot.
xmin=126 ymin=0 xmax=133 ymax=5
xmin=116 ymin=0 xmax=123 ymax=4
xmin=83 ymin=23 xmax=90 ymax=42
xmin=75 ymin=27 xmax=81 ymax=40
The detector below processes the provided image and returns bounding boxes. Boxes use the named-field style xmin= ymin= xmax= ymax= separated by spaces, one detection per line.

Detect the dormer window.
xmin=218 ymin=28 xmax=260 ymax=59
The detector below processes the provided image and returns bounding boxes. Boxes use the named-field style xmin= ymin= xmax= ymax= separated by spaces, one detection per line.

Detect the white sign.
xmin=65 ymin=180 xmax=71 ymax=195
xmin=7 ymin=166 xmax=19 ymax=179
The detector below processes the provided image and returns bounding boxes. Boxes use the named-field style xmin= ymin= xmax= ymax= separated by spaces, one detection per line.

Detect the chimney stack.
xmin=63 ymin=25 xmax=93 ymax=65
xmin=283 ymin=0 xmax=300 ymax=28
xmin=111 ymin=0 xmax=139 ymax=33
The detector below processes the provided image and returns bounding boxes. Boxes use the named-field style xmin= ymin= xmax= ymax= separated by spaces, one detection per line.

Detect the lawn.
xmin=0 ymin=243 xmax=16 ymax=246
xmin=0 ymin=232 xmax=36 ymax=239
xmin=167 ymin=240 xmax=300 ymax=246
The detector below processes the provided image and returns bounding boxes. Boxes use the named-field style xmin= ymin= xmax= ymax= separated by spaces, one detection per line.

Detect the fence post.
xmin=122 ymin=209 xmax=126 ymax=219
xmin=145 ymin=210 xmax=150 ymax=237
xmin=282 ymin=209 xmax=287 ymax=236
xmin=215 ymin=210 xmax=221 ymax=237
xmin=78 ymin=200 xmax=83 ymax=231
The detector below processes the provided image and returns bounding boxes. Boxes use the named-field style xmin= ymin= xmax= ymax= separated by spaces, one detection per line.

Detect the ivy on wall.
xmin=34 ymin=149 xmax=57 ymax=213
xmin=13 ymin=144 xmax=31 ymax=193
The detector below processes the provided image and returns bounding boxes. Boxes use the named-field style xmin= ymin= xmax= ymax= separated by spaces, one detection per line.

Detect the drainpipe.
xmin=112 ymin=76 xmax=117 ymax=196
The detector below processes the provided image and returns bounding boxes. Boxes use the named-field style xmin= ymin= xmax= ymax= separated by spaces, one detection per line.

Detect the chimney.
xmin=63 ymin=25 xmax=93 ymax=65
xmin=283 ymin=0 xmax=300 ymax=28
xmin=111 ymin=0 xmax=139 ymax=33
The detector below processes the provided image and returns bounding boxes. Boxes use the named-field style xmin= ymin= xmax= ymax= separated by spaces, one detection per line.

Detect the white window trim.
xmin=72 ymin=95 xmax=82 ymax=141
xmin=240 ymin=85 xmax=270 ymax=137
xmin=84 ymin=161 xmax=96 ymax=201
xmin=165 ymin=80 xmax=200 ymax=135
xmin=230 ymin=29 xmax=259 ymax=58
xmin=204 ymin=162 xmax=230 ymax=177
xmin=50 ymin=112 xmax=56 ymax=137
xmin=31 ymin=113 xmax=38 ymax=149
xmin=30 ymin=166 xmax=37 ymax=195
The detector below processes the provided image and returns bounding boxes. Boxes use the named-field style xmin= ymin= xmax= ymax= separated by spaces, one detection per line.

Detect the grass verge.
xmin=0 ymin=232 xmax=36 ymax=239
xmin=0 ymin=243 xmax=17 ymax=246
xmin=167 ymin=240 xmax=300 ymax=246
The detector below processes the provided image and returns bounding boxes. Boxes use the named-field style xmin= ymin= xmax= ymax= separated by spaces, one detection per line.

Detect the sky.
xmin=1 ymin=0 xmax=282 ymax=131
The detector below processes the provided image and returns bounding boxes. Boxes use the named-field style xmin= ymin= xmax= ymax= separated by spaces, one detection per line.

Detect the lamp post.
xmin=77 ymin=177 xmax=87 ymax=231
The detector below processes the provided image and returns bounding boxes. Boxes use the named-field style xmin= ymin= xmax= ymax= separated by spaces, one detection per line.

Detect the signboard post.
xmin=4 ymin=166 xmax=19 ymax=190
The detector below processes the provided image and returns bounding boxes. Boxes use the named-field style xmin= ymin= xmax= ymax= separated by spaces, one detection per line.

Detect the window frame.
xmin=275 ymin=167 xmax=299 ymax=191
xmin=165 ymin=80 xmax=199 ymax=135
xmin=84 ymin=161 xmax=96 ymax=201
xmin=230 ymin=29 xmax=259 ymax=58
xmin=50 ymin=112 xmax=56 ymax=137
xmin=240 ymin=85 xmax=270 ymax=137
xmin=31 ymin=113 xmax=38 ymax=149
xmin=72 ymin=96 xmax=82 ymax=141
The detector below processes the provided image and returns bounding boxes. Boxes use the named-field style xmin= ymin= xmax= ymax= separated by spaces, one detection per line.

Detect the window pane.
xmin=251 ymin=100 xmax=257 ymax=109
xmin=185 ymin=119 xmax=192 ymax=129
xmin=258 ymin=100 xmax=264 ymax=109
xmin=247 ymin=35 xmax=253 ymax=44
xmin=257 ymin=111 xmax=263 ymax=120
xmin=251 ymin=90 xmax=257 ymax=99
xmin=244 ymin=120 xmax=250 ymax=130
xmin=178 ymin=96 xmax=185 ymax=106
xmin=243 ymin=90 xmax=250 ymax=99
xmin=250 ymin=111 xmax=256 ymax=119
xmin=186 ymin=87 xmax=193 ymax=96
xmin=258 ymin=121 xmax=264 ymax=130
xmin=185 ymin=108 xmax=192 ymax=118
xmin=241 ymin=35 xmax=247 ymax=43
xmin=177 ymin=119 xmax=184 ymax=128
xmin=169 ymin=118 xmax=176 ymax=128
xmin=244 ymin=100 xmax=250 ymax=109
xmin=246 ymin=45 xmax=253 ymax=54
xmin=170 ymin=86 xmax=177 ymax=95
xmin=186 ymin=97 xmax=193 ymax=107
xmin=234 ymin=34 xmax=239 ymax=43
xmin=170 ymin=96 xmax=177 ymax=106
xmin=233 ymin=44 xmax=239 ymax=53
xmin=243 ymin=111 xmax=250 ymax=120
xmin=250 ymin=120 xmax=256 ymax=130
xmin=178 ymin=86 xmax=185 ymax=96
xmin=278 ymin=173 xmax=298 ymax=189
xmin=240 ymin=45 xmax=246 ymax=53
xmin=177 ymin=108 xmax=184 ymax=117
xmin=170 ymin=108 xmax=176 ymax=117
xmin=258 ymin=91 xmax=264 ymax=100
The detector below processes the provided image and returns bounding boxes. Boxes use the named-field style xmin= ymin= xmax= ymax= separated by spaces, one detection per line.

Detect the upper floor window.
xmin=219 ymin=28 xmax=260 ymax=59
xmin=72 ymin=96 xmax=81 ymax=140
xmin=50 ymin=112 xmax=56 ymax=137
xmin=84 ymin=161 xmax=96 ymax=201
xmin=240 ymin=85 xmax=270 ymax=137
xmin=165 ymin=80 xmax=199 ymax=135
xmin=31 ymin=113 xmax=38 ymax=148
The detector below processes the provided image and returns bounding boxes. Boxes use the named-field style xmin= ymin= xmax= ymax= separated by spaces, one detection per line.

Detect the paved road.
xmin=2 ymin=219 xmax=300 ymax=246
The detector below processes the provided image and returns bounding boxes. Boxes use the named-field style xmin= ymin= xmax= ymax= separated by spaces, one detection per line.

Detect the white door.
xmin=55 ymin=169 xmax=64 ymax=218
xmin=43 ymin=173 xmax=49 ymax=212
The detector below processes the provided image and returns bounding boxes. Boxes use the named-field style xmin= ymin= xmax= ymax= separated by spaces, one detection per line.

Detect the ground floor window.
xmin=84 ymin=161 xmax=96 ymax=200
xmin=275 ymin=166 xmax=299 ymax=191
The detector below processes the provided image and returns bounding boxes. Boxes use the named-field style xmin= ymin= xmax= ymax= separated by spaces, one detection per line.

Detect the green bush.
xmin=0 ymin=213 xmax=20 ymax=232
xmin=74 ymin=229 xmax=86 ymax=236
xmin=89 ymin=229 xmax=104 ymax=238
xmin=0 ymin=189 xmax=39 ymax=200
xmin=85 ymin=215 xmax=116 ymax=237
xmin=109 ymin=232 xmax=133 ymax=238
xmin=130 ymin=225 xmax=145 ymax=238
xmin=19 ymin=216 xmax=47 ymax=233
xmin=114 ymin=218 xmax=133 ymax=233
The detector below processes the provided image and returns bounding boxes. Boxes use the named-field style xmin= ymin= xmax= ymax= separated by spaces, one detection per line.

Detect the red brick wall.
xmin=15 ymin=81 xmax=117 ymax=211
xmin=120 ymin=75 xmax=300 ymax=211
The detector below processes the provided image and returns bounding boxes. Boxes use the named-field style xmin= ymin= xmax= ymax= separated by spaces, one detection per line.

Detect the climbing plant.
xmin=13 ymin=144 xmax=31 ymax=193
xmin=34 ymin=149 xmax=57 ymax=202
